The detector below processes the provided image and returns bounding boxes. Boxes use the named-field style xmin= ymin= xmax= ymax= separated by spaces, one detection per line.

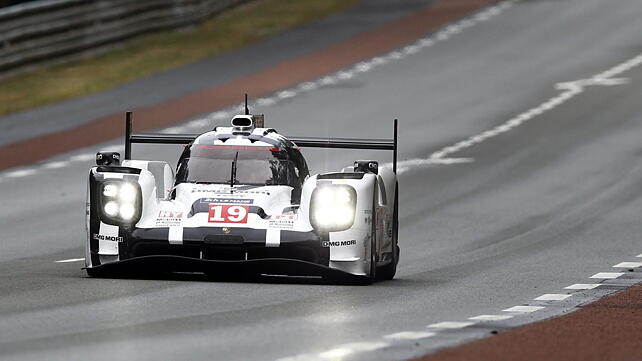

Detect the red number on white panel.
xmin=208 ymin=205 xmax=249 ymax=223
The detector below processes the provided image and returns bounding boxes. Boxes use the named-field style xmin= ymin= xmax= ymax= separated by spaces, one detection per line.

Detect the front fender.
xmin=302 ymin=172 xmax=377 ymax=275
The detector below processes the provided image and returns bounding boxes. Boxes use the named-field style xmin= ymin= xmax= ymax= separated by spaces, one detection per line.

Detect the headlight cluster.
xmin=310 ymin=185 xmax=357 ymax=232
xmin=99 ymin=180 xmax=141 ymax=225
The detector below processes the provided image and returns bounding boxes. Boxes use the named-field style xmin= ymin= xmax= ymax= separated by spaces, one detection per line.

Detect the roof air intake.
xmin=231 ymin=115 xmax=253 ymax=133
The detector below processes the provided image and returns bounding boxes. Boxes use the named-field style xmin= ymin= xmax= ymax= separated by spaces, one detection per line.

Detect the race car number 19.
xmin=208 ymin=204 xmax=249 ymax=223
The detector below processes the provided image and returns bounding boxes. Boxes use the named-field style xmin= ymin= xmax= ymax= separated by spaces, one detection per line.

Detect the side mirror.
xmin=354 ymin=160 xmax=378 ymax=174
xmin=96 ymin=152 xmax=121 ymax=166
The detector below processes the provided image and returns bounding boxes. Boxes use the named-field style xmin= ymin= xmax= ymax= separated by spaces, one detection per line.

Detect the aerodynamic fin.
xmin=123 ymin=112 xmax=398 ymax=173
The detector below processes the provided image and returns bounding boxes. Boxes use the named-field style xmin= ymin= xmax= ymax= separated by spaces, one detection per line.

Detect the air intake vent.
xmin=231 ymin=115 xmax=253 ymax=128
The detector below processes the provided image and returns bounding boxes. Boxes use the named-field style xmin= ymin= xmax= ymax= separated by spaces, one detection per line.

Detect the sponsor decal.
xmin=93 ymin=233 xmax=123 ymax=242
xmin=376 ymin=208 xmax=386 ymax=236
xmin=321 ymin=240 xmax=357 ymax=247
xmin=191 ymin=189 xmax=270 ymax=195
xmin=208 ymin=205 xmax=249 ymax=224
xmin=268 ymin=215 xmax=297 ymax=230
xmin=155 ymin=210 xmax=183 ymax=227
xmin=199 ymin=198 xmax=253 ymax=205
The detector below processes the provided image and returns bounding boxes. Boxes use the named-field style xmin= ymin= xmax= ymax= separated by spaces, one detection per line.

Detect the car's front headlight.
xmin=99 ymin=180 xmax=142 ymax=225
xmin=310 ymin=185 xmax=357 ymax=232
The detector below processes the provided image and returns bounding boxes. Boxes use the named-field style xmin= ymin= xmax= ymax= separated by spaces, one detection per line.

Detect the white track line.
xmin=427 ymin=321 xmax=475 ymax=329
xmin=565 ymin=284 xmax=601 ymax=290
xmin=503 ymin=305 xmax=544 ymax=313
xmin=55 ymin=258 xmax=85 ymax=263
xmin=612 ymin=262 xmax=642 ymax=268
xmin=4 ymin=169 xmax=37 ymax=178
xmin=396 ymin=52 xmax=642 ymax=173
xmin=69 ymin=153 xmax=95 ymax=162
xmin=317 ymin=342 xmax=389 ymax=359
xmin=384 ymin=331 xmax=435 ymax=340
xmin=468 ymin=314 xmax=513 ymax=321
xmin=590 ymin=272 xmax=624 ymax=279
xmin=534 ymin=294 xmax=572 ymax=301
xmin=42 ymin=161 xmax=69 ymax=169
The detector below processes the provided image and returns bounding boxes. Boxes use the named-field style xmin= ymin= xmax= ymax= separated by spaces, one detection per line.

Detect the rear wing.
xmin=124 ymin=112 xmax=399 ymax=173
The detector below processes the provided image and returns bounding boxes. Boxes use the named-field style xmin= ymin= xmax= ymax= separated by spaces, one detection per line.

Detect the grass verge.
xmin=0 ymin=0 xmax=362 ymax=116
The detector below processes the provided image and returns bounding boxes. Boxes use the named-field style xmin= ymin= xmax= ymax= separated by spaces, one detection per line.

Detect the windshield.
xmin=176 ymin=145 xmax=299 ymax=186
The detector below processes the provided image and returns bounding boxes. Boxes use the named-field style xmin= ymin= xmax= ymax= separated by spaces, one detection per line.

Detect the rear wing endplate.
xmin=124 ymin=112 xmax=398 ymax=173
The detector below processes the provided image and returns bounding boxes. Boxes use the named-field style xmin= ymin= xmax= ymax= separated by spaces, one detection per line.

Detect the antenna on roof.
xmin=244 ymin=93 xmax=249 ymax=115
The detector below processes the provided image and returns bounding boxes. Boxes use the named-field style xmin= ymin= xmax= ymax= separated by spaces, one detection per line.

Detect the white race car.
xmin=85 ymin=110 xmax=398 ymax=284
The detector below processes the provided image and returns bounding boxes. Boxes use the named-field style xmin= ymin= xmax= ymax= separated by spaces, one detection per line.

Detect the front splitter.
xmin=85 ymin=255 xmax=366 ymax=284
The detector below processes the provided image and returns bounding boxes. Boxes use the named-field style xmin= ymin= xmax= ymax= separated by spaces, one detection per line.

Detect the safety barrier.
xmin=0 ymin=0 xmax=248 ymax=76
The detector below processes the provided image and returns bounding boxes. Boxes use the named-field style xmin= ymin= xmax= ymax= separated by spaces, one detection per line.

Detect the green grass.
xmin=0 ymin=0 xmax=362 ymax=116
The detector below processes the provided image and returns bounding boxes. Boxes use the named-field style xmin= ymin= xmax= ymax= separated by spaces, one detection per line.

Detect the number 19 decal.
xmin=208 ymin=205 xmax=249 ymax=223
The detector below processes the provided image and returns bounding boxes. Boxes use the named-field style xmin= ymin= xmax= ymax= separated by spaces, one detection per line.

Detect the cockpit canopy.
xmin=175 ymin=144 xmax=308 ymax=188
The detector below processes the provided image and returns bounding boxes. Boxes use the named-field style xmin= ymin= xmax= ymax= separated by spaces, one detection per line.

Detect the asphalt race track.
xmin=1 ymin=0 xmax=642 ymax=360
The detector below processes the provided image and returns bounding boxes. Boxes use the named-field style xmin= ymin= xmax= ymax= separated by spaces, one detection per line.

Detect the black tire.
xmin=85 ymin=267 xmax=103 ymax=278
xmin=377 ymin=184 xmax=399 ymax=280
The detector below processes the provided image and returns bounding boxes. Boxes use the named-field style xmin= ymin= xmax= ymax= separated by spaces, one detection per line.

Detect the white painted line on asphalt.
xmin=101 ymin=145 xmax=122 ymax=152
xmin=534 ymin=294 xmax=572 ymax=301
xmin=209 ymin=111 xmax=231 ymax=120
xmin=427 ymin=321 xmax=475 ymax=329
xmin=42 ymin=161 xmax=69 ymax=169
xmin=161 ymin=126 xmax=187 ymax=134
xmin=317 ymin=347 xmax=352 ymax=359
xmin=428 ymin=157 xmax=475 ymax=165
xmin=395 ymin=157 xmax=473 ymax=168
xmin=318 ymin=341 xmax=389 ymax=359
xmin=613 ymin=262 xmax=642 ymax=268
xmin=337 ymin=71 xmax=354 ymax=80
xmin=637 ymin=253 xmax=642 ymax=258
xmin=257 ymin=97 xmax=277 ymax=106
xmin=355 ymin=62 xmax=372 ymax=72
xmin=319 ymin=76 xmax=337 ymax=85
xmin=396 ymin=51 xmax=642 ymax=174
xmin=278 ymin=90 xmax=296 ymax=99
xmin=4 ymin=169 xmax=37 ymax=178
xmin=186 ymin=118 xmax=210 ymax=128
xmin=386 ymin=51 xmax=406 ymax=60
xmin=590 ymin=272 xmax=625 ymax=279
xmin=503 ymin=305 xmax=545 ymax=313
xmin=69 ymin=153 xmax=95 ymax=162
xmin=55 ymin=258 xmax=85 ymax=263
xmin=404 ymin=43 xmax=423 ymax=54
xmin=565 ymin=284 xmax=601 ymax=290
xmin=277 ymin=341 xmax=389 ymax=361
xmin=468 ymin=314 xmax=513 ymax=321
xmin=298 ymin=82 xmax=318 ymax=91
xmin=384 ymin=331 xmax=435 ymax=340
